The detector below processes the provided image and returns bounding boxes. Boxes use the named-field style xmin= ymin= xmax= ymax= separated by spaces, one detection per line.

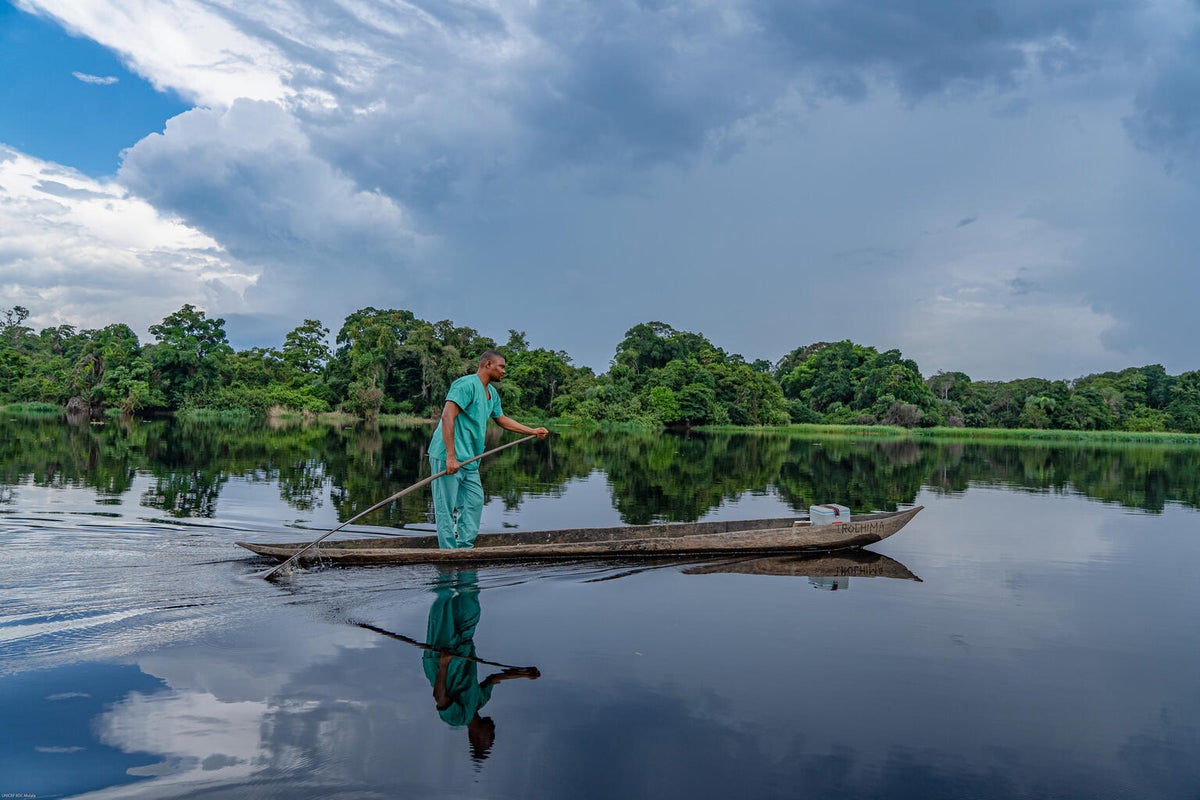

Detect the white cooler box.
xmin=809 ymin=503 xmax=851 ymax=525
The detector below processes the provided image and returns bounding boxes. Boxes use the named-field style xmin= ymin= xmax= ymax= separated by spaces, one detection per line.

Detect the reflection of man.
xmin=422 ymin=570 xmax=539 ymax=762
xmin=428 ymin=350 xmax=548 ymax=549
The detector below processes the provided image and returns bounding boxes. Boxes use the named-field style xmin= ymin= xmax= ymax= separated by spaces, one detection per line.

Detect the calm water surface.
xmin=1 ymin=417 xmax=1198 ymax=799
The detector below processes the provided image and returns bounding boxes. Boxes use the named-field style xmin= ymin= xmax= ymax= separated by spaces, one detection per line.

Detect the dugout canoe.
xmin=236 ymin=505 xmax=922 ymax=566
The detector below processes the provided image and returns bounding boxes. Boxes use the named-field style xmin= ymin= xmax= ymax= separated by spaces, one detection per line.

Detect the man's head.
xmin=478 ymin=350 xmax=506 ymax=381
xmin=467 ymin=715 xmax=496 ymax=761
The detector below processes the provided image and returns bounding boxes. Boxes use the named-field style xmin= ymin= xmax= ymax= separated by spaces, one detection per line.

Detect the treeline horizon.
xmin=2 ymin=304 xmax=1199 ymax=433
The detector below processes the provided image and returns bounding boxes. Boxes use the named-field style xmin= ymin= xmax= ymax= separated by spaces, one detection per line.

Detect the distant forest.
xmin=2 ymin=304 xmax=1199 ymax=432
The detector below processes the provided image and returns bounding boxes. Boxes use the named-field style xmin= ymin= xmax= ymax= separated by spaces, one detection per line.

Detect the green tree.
xmin=330 ymin=307 xmax=419 ymax=418
xmin=711 ymin=361 xmax=789 ymax=425
xmin=927 ymin=371 xmax=973 ymax=403
xmin=147 ymin=304 xmax=234 ymax=407
xmin=282 ymin=319 xmax=331 ymax=376
xmin=505 ymin=338 xmax=579 ymax=414
xmin=1166 ymin=371 xmax=1200 ymax=432
xmin=394 ymin=320 xmax=497 ymax=415
xmin=777 ymin=341 xmax=934 ymax=423
xmin=1 ymin=305 xmax=33 ymax=347
xmin=73 ymin=324 xmax=161 ymax=412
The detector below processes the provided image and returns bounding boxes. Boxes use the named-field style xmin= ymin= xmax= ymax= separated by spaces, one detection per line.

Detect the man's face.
xmin=485 ymin=358 xmax=507 ymax=381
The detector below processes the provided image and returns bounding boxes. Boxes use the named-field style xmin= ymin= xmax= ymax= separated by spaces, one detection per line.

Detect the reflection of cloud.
xmin=95 ymin=689 xmax=267 ymax=783
xmin=135 ymin=613 xmax=371 ymax=703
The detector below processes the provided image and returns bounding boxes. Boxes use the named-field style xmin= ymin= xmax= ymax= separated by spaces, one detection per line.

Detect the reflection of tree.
xmin=140 ymin=470 xmax=227 ymax=517
xmin=0 ymin=415 xmax=141 ymax=498
xmin=2 ymin=417 xmax=1199 ymax=519
xmin=921 ymin=442 xmax=1200 ymax=513
xmin=276 ymin=458 xmax=326 ymax=511
xmin=772 ymin=437 xmax=929 ymax=514
xmin=600 ymin=431 xmax=790 ymax=523
xmin=326 ymin=425 xmax=429 ymax=527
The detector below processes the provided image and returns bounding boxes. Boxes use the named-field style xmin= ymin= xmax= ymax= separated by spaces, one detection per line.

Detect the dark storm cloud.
xmin=321 ymin=0 xmax=1147 ymax=214
xmin=512 ymin=1 xmax=776 ymax=169
xmin=119 ymin=100 xmax=414 ymax=274
xmin=131 ymin=0 xmax=1156 ymax=224
xmin=1126 ymin=28 xmax=1200 ymax=171
xmin=756 ymin=0 xmax=1130 ymax=99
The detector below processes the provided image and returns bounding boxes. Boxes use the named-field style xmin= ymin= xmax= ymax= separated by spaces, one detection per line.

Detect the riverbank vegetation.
xmin=3 ymin=304 xmax=1199 ymax=434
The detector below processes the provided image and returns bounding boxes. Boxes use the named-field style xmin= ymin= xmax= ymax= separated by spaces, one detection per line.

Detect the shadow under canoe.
xmin=236 ymin=506 xmax=923 ymax=566
xmin=682 ymin=550 xmax=922 ymax=581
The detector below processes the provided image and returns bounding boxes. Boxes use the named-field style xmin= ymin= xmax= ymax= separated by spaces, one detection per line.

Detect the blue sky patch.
xmin=0 ymin=2 xmax=191 ymax=176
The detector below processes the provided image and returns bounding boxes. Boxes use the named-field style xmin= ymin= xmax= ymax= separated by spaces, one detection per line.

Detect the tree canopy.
xmin=1 ymin=304 xmax=1198 ymax=433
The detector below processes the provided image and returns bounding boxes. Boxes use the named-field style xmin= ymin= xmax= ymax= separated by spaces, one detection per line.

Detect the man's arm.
xmin=441 ymin=401 xmax=462 ymax=473
xmin=495 ymin=416 xmax=549 ymax=439
xmin=481 ymin=666 xmax=541 ymax=687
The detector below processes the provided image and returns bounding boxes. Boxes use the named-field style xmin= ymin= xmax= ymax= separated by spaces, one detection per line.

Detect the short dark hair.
xmin=479 ymin=349 xmax=504 ymax=366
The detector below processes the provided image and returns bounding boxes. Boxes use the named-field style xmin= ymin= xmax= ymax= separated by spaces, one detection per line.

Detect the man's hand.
xmin=504 ymin=666 xmax=540 ymax=679
xmin=483 ymin=666 xmax=541 ymax=686
xmin=534 ymin=427 xmax=549 ymax=439
xmin=445 ymin=454 xmax=460 ymax=474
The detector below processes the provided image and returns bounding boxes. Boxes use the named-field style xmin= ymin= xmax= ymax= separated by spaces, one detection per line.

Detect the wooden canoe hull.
xmin=236 ymin=506 xmax=922 ymax=566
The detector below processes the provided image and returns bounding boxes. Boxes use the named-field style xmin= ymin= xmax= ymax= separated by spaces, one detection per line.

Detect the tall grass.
xmin=911 ymin=427 xmax=1200 ymax=445
xmin=699 ymin=423 xmax=908 ymax=438
xmin=177 ymin=407 xmax=255 ymax=422
xmin=697 ymin=423 xmax=1200 ymax=445
xmin=1 ymin=402 xmax=64 ymax=417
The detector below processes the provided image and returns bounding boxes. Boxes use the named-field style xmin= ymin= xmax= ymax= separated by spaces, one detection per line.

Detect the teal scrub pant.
xmin=422 ymin=571 xmax=492 ymax=726
xmin=429 ymin=457 xmax=484 ymax=549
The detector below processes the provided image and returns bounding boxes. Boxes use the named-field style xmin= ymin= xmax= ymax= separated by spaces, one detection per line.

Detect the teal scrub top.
xmin=423 ymin=651 xmax=495 ymax=727
xmin=429 ymin=374 xmax=504 ymax=470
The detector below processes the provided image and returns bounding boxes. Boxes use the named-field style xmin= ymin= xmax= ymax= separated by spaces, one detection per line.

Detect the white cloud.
xmin=18 ymin=0 xmax=290 ymax=105
xmin=72 ymin=71 xmax=118 ymax=85
xmin=116 ymin=99 xmax=429 ymax=331
xmin=0 ymin=145 xmax=257 ymax=336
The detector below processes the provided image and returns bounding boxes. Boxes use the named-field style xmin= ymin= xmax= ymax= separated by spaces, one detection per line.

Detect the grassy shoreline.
xmin=7 ymin=402 xmax=1200 ymax=444
xmin=696 ymin=423 xmax=1200 ymax=445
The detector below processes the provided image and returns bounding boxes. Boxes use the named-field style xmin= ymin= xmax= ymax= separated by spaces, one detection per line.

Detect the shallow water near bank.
xmin=1 ymin=418 xmax=1198 ymax=799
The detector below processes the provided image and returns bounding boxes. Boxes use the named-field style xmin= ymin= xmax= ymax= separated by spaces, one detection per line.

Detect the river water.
xmin=1 ymin=416 xmax=1198 ymax=799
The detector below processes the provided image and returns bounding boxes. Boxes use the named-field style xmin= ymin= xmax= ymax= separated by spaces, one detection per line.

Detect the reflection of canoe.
xmin=236 ymin=506 xmax=922 ymax=566
xmin=681 ymin=550 xmax=922 ymax=581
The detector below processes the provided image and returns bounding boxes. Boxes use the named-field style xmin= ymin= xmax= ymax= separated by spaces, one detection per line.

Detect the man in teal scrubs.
xmin=428 ymin=350 xmax=548 ymax=549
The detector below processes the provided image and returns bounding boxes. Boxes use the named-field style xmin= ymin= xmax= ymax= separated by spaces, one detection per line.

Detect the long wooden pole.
xmin=356 ymin=622 xmax=539 ymax=673
xmin=260 ymin=434 xmax=537 ymax=579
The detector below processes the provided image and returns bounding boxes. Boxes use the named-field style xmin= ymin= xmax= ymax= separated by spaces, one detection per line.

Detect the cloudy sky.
xmin=1 ymin=0 xmax=1198 ymax=380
